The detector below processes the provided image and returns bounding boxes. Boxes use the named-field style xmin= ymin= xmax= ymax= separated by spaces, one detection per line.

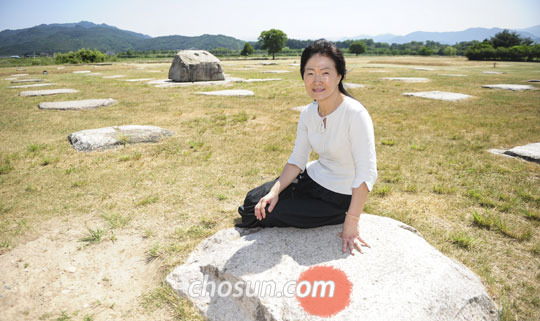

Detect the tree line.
xmin=45 ymin=29 xmax=540 ymax=64
xmin=246 ymin=29 xmax=539 ymax=62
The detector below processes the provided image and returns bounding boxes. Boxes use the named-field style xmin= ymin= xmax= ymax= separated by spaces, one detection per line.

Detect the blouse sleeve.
xmin=287 ymin=107 xmax=312 ymax=171
xmin=349 ymin=108 xmax=378 ymax=192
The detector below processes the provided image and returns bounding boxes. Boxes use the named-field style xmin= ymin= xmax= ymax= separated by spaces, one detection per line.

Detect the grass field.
xmin=0 ymin=56 xmax=539 ymax=320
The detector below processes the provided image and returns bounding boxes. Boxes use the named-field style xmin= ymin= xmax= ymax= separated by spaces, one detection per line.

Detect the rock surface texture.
xmin=503 ymin=143 xmax=540 ymax=163
xmin=38 ymin=98 xmax=117 ymax=110
xmin=403 ymin=91 xmax=472 ymax=101
xmin=167 ymin=214 xmax=499 ymax=321
xmin=381 ymin=77 xmax=430 ymax=83
xmin=482 ymin=84 xmax=536 ymax=91
xmin=168 ymin=50 xmax=225 ymax=82
xmin=68 ymin=125 xmax=174 ymax=151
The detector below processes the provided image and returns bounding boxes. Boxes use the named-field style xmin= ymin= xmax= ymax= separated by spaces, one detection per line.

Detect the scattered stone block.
xmin=103 ymin=75 xmax=125 ymax=79
xmin=413 ymin=67 xmax=434 ymax=71
xmin=440 ymin=74 xmax=467 ymax=77
xmin=38 ymin=98 xmax=117 ymax=110
xmin=403 ymin=91 xmax=472 ymax=101
xmin=527 ymin=79 xmax=540 ymax=82
xmin=259 ymin=62 xmax=278 ymax=65
xmin=242 ymin=78 xmax=281 ymax=83
xmin=166 ymin=214 xmax=499 ymax=321
xmin=487 ymin=149 xmax=514 ymax=158
xmin=169 ymin=50 xmax=225 ymax=82
xmin=381 ymin=77 xmax=430 ymax=83
xmin=72 ymin=71 xmax=91 ymax=74
xmin=11 ymin=79 xmax=43 ymax=83
xmin=84 ymin=73 xmax=103 ymax=76
xmin=343 ymin=83 xmax=364 ymax=89
xmin=289 ymin=63 xmax=300 ymax=66
xmin=149 ymin=77 xmax=241 ymax=87
xmin=57 ymin=67 xmax=65 ymax=70
xmin=68 ymin=125 xmax=174 ymax=151
xmin=482 ymin=71 xmax=505 ymax=74
xmin=11 ymin=73 xmax=29 ymax=77
xmin=482 ymin=84 xmax=536 ymax=91
xmin=260 ymin=70 xmax=290 ymax=74
xmin=196 ymin=90 xmax=254 ymax=96
xmin=504 ymin=143 xmax=540 ymax=163
xmin=19 ymin=89 xmax=78 ymax=97
xmin=124 ymin=78 xmax=155 ymax=82
xmin=4 ymin=78 xmax=18 ymax=81
xmin=9 ymin=83 xmax=54 ymax=89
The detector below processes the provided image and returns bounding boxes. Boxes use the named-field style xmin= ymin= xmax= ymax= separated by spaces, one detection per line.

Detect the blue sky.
xmin=0 ymin=0 xmax=538 ymax=40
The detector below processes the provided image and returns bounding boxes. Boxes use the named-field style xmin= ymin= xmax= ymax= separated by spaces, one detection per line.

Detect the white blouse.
xmin=287 ymin=96 xmax=378 ymax=195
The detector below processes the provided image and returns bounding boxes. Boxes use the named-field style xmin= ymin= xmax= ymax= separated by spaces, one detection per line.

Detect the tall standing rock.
xmin=168 ymin=50 xmax=225 ymax=82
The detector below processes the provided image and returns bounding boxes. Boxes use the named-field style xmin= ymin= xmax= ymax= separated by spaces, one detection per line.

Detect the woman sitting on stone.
xmin=236 ymin=39 xmax=377 ymax=254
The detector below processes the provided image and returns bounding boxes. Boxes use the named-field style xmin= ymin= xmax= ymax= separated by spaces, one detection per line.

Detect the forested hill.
xmin=0 ymin=21 xmax=245 ymax=56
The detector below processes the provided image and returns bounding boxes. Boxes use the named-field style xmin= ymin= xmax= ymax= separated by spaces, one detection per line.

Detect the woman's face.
xmin=303 ymin=54 xmax=342 ymax=102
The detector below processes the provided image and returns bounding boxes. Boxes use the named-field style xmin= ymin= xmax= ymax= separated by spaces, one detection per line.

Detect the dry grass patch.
xmin=0 ymin=56 xmax=539 ymax=320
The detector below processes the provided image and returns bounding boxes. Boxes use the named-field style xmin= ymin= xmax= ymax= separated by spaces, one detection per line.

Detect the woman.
xmin=236 ymin=40 xmax=377 ymax=255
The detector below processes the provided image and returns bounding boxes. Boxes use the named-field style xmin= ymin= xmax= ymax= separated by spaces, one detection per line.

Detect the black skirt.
xmin=236 ymin=171 xmax=352 ymax=229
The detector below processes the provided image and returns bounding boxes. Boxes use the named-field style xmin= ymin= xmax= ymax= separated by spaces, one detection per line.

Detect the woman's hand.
xmin=338 ymin=214 xmax=370 ymax=254
xmin=254 ymin=190 xmax=279 ymax=220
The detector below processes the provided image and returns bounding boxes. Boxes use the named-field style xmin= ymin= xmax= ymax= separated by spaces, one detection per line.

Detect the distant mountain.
xmin=0 ymin=21 xmax=244 ymax=56
xmin=518 ymin=25 xmax=540 ymax=37
xmin=2 ymin=22 xmax=539 ymax=56
xmin=348 ymin=25 xmax=540 ymax=44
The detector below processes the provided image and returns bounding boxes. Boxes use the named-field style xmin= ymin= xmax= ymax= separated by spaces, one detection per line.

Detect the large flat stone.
xmin=242 ymin=78 xmax=281 ymax=83
xmin=482 ymin=71 xmax=505 ymax=74
xmin=68 ymin=125 xmax=174 ymax=151
xmin=381 ymin=77 xmax=430 ymax=83
xmin=19 ymin=89 xmax=78 ymax=97
xmin=72 ymin=71 xmax=91 ymax=74
xmin=103 ymin=75 xmax=125 ymax=79
xmin=38 ymin=98 xmax=117 ymax=110
xmin=482 ymin=84 xmax=536 ymax=91
xmin=11 ymin=73 xmax=29 ymax=77
xmin=166 ymin=214 xmax=498 ymax=321
xmin=9 ymin=83 xmax=54 ymax=89
xmin=343 ymin=83 xmax=364 ymax=89
xmin=124 ymin=78 xmax=154 ymax=82
xmin=196 ymin=90 xmax=254 ymax=96
xmin=260 ymin=70 xmax=290 ymax=74
xmin=504 ymin=143 xmax=540 ymax=163
xmin=403 ymin=91 xmax=472 ymax=101
xmin=10 ymin=79 xmax=43 ymax=83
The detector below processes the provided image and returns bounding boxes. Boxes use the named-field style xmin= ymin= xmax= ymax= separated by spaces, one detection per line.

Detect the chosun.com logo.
xmin=187 ymin=265 xmax=352 ymax=318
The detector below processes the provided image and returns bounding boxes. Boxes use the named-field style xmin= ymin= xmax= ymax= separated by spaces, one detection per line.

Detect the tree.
xmin=258 ymin=29 xmax=287 ymax=60
xmin=490 ymin=30 xmax=522 ymax=48
xmin=442 ymin=46 xmax=457 ymax=56
xmin=349 ymin=41 xmax=366 ymax=56
xmin=418 ymin=46 xmax=433 ymax=56
xmin=240 ymin=42 xmax=254 ymax=56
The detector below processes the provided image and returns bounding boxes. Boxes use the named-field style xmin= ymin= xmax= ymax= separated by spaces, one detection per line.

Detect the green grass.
xmin=1 ymin=56 xmax=539 ymax=320
xmin=81 ymin=227 xmax=104 ymax=244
